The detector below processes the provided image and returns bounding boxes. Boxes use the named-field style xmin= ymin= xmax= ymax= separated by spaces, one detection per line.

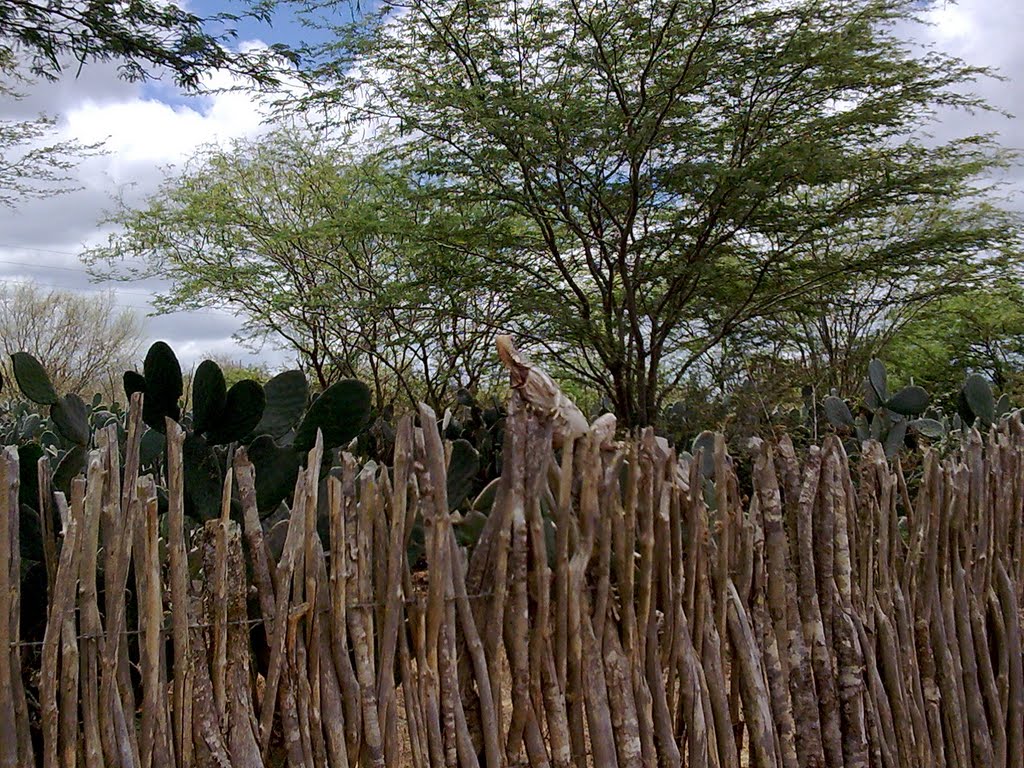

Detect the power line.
xmin=0 ymin=276 xmax=235 ymax=318
xmin=0 ymin=245 xmax=247 ymax=319
xmin=0 ymin=257 xmax=168 ymax=300
xmin=0 ymin=271 xmax=165 ymax=300
xmin=0 ymin=256 xmax=87 ymax=272
xmin=0 ymin=243 xmax=84 ymax=258
xmin=0 ymin=253 xmax=236 ymax=311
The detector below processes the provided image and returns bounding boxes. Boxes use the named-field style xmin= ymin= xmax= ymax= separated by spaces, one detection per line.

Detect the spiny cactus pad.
xmin=141 ymin=342 xmax=183 ymax=431
xmin=191 ymin=359 xmax=227 ymax=435
xmin=247 ymin=434 xmax=301 ymax=518
xmin=446 ymin=438 xmax=480 ymax=510
xmin=963 ymin=374 xmax=995 ymax=426
xmin=255 ymin=370 xmax=309 ymax=438
xmin=886 ymin=385 xmax=929 ymax=416
xmin=206 ymin=379 xmax=265 ymax=445
xmin=293 ymin=379 xmax=371 ymax=452
xmin=10 ymin=352 xmax=58 ymax=405
xmin=50 ymin=394 xmax=90 ymax=446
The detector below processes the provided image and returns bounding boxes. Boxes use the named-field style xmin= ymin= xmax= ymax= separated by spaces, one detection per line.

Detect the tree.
xmin=0 ymin=0 xmax=284 ymax=89
xmin=88 ymin=128 xmax=523 ymax=410
xmin=885 ymin=279 xmax=1024 ymax=402
xmin=0 ymin=282 xmax=144 ymax=399
xmin=288 ymin=0 xmax=1017 ymax=427
xmin=715 ymin=201 xmax=1018 ymax=399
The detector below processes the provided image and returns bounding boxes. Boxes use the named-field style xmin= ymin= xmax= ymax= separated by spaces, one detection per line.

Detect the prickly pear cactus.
xmin=822 ymin=358 xmax=938 ymax=457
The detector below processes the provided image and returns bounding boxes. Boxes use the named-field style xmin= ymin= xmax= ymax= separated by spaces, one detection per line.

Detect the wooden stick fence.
xmin=1 ymin=361 xmax=1022 ymax=767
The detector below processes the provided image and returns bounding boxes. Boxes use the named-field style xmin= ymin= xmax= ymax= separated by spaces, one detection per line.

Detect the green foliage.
xmin=88 ymin=129 xmax=513 ymax=412
xmin=722 ymin=198 xmax=1020 ymax=403
xmin=278 ymin=0 xmax=1016 ymax=427
xmin=454 ymin=509 xmax=488 ymax=550
xmin=0 ymin=52 xmax=105 ymax=208
xmin=886 ymin=281 xmax=1024 ymax=403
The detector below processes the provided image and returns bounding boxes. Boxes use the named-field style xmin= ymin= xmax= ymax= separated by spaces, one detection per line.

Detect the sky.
xmin=0 ymin=0 xmax=1021 ymax=374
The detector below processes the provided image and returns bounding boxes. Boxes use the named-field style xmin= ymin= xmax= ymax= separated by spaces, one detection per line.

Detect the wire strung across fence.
xmin=8 ymin=592 xmax=499 ymax=651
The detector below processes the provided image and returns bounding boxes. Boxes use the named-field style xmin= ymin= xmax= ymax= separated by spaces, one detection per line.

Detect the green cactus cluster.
xmin=0 ymin=341 xmax=377 ymax=656
xmin=822 ymin=358 xmax=1016 ymax=454
xmin=3 ymin=341 xmax=375 ymax=525
xmin=0 ymin=339 xmax=516 ymax=588
xmin=2 ymin=355 xmax=138 ymax=502
xmin=822 ymin=358 xmax=931 ymax=458
xmin=129 ymin=343 xmax=373 ymax=521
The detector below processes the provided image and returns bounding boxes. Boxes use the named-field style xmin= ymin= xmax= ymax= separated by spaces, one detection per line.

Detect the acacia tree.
xmin=716 ymin=200 xmax=1019 ymax=399
xmin=885 ymin=279 xmax=1024 ymax=401
xmin=89 ymin=128 xmax=524 ymax=410
xmin=288 ymin=0 xmax=1016 ymax=427
xmin=1 ymin=0 xmax=283 ymax=208
xmin=0 ymin=282 xmax=143 ymax=398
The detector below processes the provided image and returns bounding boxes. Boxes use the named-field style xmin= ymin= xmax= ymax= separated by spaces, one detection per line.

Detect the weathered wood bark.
xmin=166 ymin=421 xmax=193 ymax=768
xmin=727 ymin=581 xmax=779 ymax=768
xmin=41 ymin=486 xmax=82 ymax=768
xmin=13 ymin=338 xmax=1024 ymax=768
xmin=199 ymin=513 xmax=263 ymax=768
xmin=0 ymin=450 xmax=19 ymax=768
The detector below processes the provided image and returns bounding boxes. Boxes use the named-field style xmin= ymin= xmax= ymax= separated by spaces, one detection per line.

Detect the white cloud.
xmin=0 ymin=47 xmax=283 ymax=370
xmin=916 ymin=0 xmax=1023 ymax=195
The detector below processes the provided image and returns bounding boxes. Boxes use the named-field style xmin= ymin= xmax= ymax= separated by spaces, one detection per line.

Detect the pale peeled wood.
xmin=10 ymin=337 xmax=1024 ymax=768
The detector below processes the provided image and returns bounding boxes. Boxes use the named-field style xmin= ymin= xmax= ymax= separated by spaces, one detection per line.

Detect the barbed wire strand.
xmin=9 ymin=589 xmax=498 ymax=650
